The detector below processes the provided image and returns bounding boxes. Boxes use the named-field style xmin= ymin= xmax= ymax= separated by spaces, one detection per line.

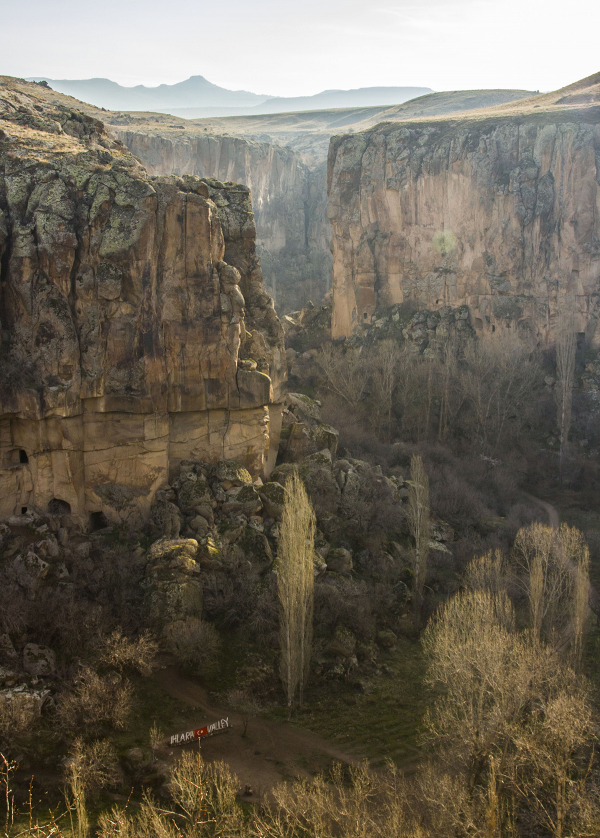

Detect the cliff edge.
xmin=0 ymin=78 xmax=285 ymax=527
xmin=328 ymin=73 xmax=600 ymax=341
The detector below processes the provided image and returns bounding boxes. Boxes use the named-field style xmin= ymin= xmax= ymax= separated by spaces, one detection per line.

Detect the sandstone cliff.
xmin=115 ymin=129 xmax=331 ymax=313
xmin=0 ymin=78 xmax=285 ymax=527
xmin=328 ymin=74 xmax=600 ymax=341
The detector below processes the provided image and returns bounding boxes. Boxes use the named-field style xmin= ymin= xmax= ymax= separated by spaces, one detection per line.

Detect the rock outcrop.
xmin=328 ymin=74 xmax=600 ymax=341
xmin=0 ymin=78 xmax=285 ymax=527
xmin=116 ymin=130 xmax=331 ymax=313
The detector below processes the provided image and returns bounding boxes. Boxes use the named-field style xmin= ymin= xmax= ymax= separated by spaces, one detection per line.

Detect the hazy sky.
xmin=2 ymin=0 xmax=597 ymax=96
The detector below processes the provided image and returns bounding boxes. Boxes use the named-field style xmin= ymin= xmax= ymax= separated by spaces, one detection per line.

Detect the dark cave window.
xmin=48 ymin=498 xmax=72 ymax=517
xmin=89 ymin=511 xmax=109 ymax=532
xmin=363 ymin=312 xmax=368 ymax=320
xmin=21 ymin=507 xmax=28 ymax=514
xmin=19 ymin=449 xmax=29 ymax=464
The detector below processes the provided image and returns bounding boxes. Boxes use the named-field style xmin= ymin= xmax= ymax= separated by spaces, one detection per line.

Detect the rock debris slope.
xmin=327 ymin=73 xmax=600 ymax=340
xmin=0 ymin=77 xmax=285 ymax=527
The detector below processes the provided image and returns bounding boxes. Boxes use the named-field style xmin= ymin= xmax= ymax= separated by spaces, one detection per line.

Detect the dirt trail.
xmin=153 ymin=665 xmax=360 ymax=799
xmin=524 ymin=492 xmax=560 ymax=529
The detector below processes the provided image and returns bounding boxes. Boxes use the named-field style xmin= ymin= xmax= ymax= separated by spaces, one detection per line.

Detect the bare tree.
xmin=369 ymin=339 xmax=403 ymax=439
xmin=459 ymin=331 xmax=541 ymax=451
xmin=278 ymin=471 xmax=316 ymax=711
xmin=407 ymin=455 xmax=430 ymax=628
xmin=555 ymin=300 xmax=577 ymax=483
xmin=513 ymin=523 xmax=589 ymax=650
xmin=423 ymin=567 xmax=599 ymax=837
xmin=316 ymin=343 xmax=368 ymax=409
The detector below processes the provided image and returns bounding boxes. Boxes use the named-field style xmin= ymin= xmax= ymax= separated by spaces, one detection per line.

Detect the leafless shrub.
xmin=165 ymin=618 xmax=221 ymax=670
xmin=94 ymin=629 xmax=158 ymax=676
xmin=98 ymin=751 xmax=245 ymax=838
xmin=56 ymin=667 xmax=133 ymax=735
xmin=0 ymin=692 xmax=41 ymax=743
xmin=65 ymin=738 xmax=122 ymax=797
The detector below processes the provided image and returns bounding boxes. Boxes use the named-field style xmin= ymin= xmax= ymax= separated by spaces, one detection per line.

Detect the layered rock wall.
xmin=0 ymin=80 xmax=285 ymax=527
xmin=117 ymin=130 xmax=332 ymax=312
xmin=328 ymin=114 xmax=600 ymax=340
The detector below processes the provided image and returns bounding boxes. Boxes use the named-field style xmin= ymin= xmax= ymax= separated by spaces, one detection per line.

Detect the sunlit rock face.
xmin=116 ymin=130 xmax=332 ymax=313
xmin=0 ymin=79 xmax=285 ymax=527
xmin=328 ymin=115 xmax=600 ymax=341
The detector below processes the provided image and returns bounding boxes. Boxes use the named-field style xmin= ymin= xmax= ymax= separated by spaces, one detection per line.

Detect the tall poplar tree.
xmin=407 ymin=454 xmax=430 ymax=629
xmin=278 ymin=471 xmax=315 ymax=711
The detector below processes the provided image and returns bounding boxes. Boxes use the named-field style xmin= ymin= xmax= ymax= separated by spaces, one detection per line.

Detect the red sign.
xmin=169 ymin=717 xmax=229 ymax=746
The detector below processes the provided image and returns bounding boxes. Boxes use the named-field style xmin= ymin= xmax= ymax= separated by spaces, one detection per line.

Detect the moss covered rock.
xmin=258 ymin=482 xmax=287 ymax=519
xmin=215 ymin=460 xmax=252 ymax=487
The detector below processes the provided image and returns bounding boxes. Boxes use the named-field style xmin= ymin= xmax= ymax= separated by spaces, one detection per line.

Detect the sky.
xmin=2 ymin=0 xmax=598 ymax=97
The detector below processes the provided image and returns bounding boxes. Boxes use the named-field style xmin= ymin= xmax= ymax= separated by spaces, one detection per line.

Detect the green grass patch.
xmin=289 ymin=636 xmax=427 ymax=768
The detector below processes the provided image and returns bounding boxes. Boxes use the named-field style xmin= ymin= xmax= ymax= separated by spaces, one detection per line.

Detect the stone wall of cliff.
xmin=0 ymin=79 xmax=285 ymax=527
xmin=116 ymin=130 xmax=332 ymax=313
xmin=328 ymin=110 xmax=600 ymax=340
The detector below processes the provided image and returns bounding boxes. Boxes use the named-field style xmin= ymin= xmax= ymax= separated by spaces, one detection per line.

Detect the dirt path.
xmin=153 ymin=665 xmax=360 ymax=799
xmin=523 ymin=492 xmax=560 ymax=529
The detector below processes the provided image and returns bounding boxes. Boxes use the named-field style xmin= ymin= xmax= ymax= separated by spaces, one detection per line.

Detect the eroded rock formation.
xmin=328 ymin=76 xmax=600 ymax=340
xmin=0 ymin=79 xmax=285 ymax=527
xmin=116 ymin=130 xmax=331 ymax=312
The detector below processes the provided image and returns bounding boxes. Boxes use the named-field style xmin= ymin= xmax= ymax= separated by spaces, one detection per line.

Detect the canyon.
xmin=0 ymin=77 xmax=285 ymax=527
xmin=327 ymin=73 xmax=600 ymax=341
xmin=108 ymin=89 xmax=534 ymax=313
xmin=2 ymin=71 xmax=600 ymax=530
xmin=14 ymin=84 xmax=537 ymax=315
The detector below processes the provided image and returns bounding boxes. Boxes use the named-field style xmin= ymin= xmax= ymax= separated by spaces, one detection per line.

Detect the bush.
xmin=56 ymin=667 xmax=133 ymax=735
xmin=165 ymin=618 xmax=221 ymax=669
xmin=93 ymin=629 xmax=158 ymax=676
xmin=65 ymin=738 xmax=122 ymax=796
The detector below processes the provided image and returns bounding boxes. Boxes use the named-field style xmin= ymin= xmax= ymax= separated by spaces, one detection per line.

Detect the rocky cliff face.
xmin=0 ymin=78 xmax=285 ymax=527
xmin=328 ymin=80 xmax=600 ymax=340
xmin=116 ymin=130 xmax=331 ymax=313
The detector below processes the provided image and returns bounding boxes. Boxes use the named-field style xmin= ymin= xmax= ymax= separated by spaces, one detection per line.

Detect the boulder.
xmin=10 ymin=550 xmax=50 ymax=589
xmin=430 ymin=519 xmax=454 ymax=542
xmin=176 ymin=474 xmax=213 ymax=514
xmin=189 ymin=515 xmax=210 ymax=536
xmin=151 ymin=492 xmax=182 ymax=539
xmin=328 ymin=625 xmax=357 ymax=658
xmin=0 ymin=684 xmax=50 ymax=718
xmin=326 ymin=547 xmax=353 ymax=574
xmin=215 ymin=460 xmax=252 ymax=488
xmin=23 ymin=644 xmax=56 ymax=677
xmin=284 ymin=393 xmax=322 ymax=422
xmin=196 ymin=536 xmax=223 ymax=570
xmin=222 ymin=485 xmax=263 ymax=516
xmin=258 ymin=482 xmax=287 ymax=519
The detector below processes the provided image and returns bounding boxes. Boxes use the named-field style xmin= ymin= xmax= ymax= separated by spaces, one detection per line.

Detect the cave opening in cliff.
xmin=19 ymin=449 xmax=28 ymax=464
xmin=89 ymin=511 xmax=109 ymax=532
xmin=48 ymin=498 xmax=71 ymax=517
xmin=21 ymin=507 xmax=27 ymax=514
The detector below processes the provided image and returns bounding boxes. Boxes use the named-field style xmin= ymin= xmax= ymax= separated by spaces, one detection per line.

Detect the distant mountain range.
xmin=27 ymin=75 xmax=434 ymax=118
